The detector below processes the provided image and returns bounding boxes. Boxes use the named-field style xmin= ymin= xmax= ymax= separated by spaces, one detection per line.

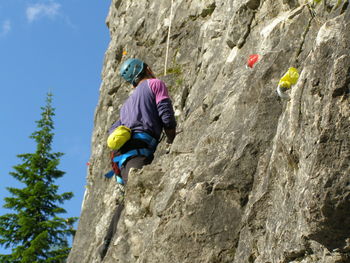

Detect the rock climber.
xmin=99 ymin=58 xmax=176 ymax=259
xmin=107 ymin=58 xmax=177 ymax=184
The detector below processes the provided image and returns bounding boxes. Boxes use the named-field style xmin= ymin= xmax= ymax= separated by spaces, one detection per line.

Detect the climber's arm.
xmin=164 ymin=128 xmax=176 ymax=144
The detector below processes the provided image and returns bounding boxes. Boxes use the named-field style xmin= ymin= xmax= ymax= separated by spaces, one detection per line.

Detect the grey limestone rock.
xmin=68 ymin=0 xmax=350 ymax=262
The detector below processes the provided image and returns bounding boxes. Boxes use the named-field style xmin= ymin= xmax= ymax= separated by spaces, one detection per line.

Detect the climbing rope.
xmin=164 ymin=0 xmax=174 ymax=76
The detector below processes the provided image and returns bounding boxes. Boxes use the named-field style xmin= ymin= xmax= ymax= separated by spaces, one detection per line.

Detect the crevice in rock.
xmin=283 ymin=0 xmax=299 ymax=9
xmin=294 ymin=6 xmax=314 ymax=67
xmin=237 ymin=11 xmax=256 ymax=49
xmin=114 ymin=0 xmax=122 ymax=10
xmin=297 ymin=78 xmax=307 ymax=131
xmin=282 ymin=249 xmax=308 ymax=263
xmin=200 ymin=2 xmax=216 ymax=18
xmin=340 ymin=0 xmax=349 ymax=14
xmin=180 ymin=86 xmax=189 ymax=110
xmin=108 ymin=86 xmax=119 ymax=96
xmin=246 ymin=0 xmax=261 ymax=10
xmin=114 ymin=45 xmax=123 ymax=63
xmin=332 ymin=65 xmax=350 ymax=98
xmin=211 ymin=114 xmax=221 ymax=123
xmin=188 ymin=2 xmax=216 ymax=21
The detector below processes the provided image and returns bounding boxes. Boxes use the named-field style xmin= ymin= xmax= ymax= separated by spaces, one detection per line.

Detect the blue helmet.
xmin=119 ymin=58 xmax=145 ymax=86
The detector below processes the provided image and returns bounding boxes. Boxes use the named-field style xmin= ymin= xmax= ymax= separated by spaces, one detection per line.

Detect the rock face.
xmin=68 ymin=0 xmax=350 ymax=262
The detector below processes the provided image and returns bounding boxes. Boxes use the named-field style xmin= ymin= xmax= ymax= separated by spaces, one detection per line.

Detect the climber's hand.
xmin=164 ymin=128 xmax=176 ymax=144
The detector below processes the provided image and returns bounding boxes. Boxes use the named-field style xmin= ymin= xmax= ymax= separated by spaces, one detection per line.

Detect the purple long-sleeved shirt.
xmin=109 ymin=79 xmax=176 ymax=140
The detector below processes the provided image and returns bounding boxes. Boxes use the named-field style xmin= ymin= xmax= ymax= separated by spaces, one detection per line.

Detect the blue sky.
xmin=0 ymin=0 xmax=111 ymax=251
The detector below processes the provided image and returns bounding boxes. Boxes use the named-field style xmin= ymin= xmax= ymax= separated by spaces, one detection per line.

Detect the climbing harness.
xmin=277 ymin=67 xmax=299 ymax=100
xmin=164 ymin=0 xmax=174 ymax=76
xmin=112 ymin=132 xmax=157 ymax=168
xmin=113 ymin=148 xmax=154 ymax=169
xmin=104 ymin=132 xmax=158 ymax=184
xmin=104 ymin=170 xmax=115 ymax=179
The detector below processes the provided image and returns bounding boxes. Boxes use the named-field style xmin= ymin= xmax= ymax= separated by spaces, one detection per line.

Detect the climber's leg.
xmin=120 ymin=155 xmax=153 ymax=184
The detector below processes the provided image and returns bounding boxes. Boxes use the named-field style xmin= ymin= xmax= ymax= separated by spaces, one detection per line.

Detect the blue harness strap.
xmin=113 ymin=148 xmax=153 ymax=168
xmin=132 ymin=132 xmax=157 ymax=150
xmin=104 ymin=170 xmax=114 ymax=179
xmin=113 ymin=132 xmax=158 ymax=168
xmin=103 ymin=170 xmax=125 ymax=185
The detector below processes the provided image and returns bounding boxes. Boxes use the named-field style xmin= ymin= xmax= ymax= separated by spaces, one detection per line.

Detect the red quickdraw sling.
xmin=110 ymin=151 xmax=121 ymax=176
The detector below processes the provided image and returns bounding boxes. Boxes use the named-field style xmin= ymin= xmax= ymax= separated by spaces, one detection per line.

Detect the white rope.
xmin=164 ymin=0 xmax=174 ymax=76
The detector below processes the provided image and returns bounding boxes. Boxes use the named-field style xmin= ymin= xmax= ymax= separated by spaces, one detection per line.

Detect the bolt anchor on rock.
xmin=277 ymin=67 xmax=299 ymax=99
xmin=247 ymin=54 xmax=259 ymax=68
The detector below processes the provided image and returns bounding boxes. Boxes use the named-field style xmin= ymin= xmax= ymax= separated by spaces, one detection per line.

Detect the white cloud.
xmin=26 ymin=2 xmax=61 ymax=23
xmin=0 ymin=20 xmax=11 ymax=37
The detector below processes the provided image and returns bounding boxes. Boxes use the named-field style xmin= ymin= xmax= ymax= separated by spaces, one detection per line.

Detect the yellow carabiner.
xmin=278 ymin=67 xmax=299 ymax=89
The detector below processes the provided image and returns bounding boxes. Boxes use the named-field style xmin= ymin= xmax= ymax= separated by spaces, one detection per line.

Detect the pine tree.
xmin=0 ymin=93 xmax=78 ymax=263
